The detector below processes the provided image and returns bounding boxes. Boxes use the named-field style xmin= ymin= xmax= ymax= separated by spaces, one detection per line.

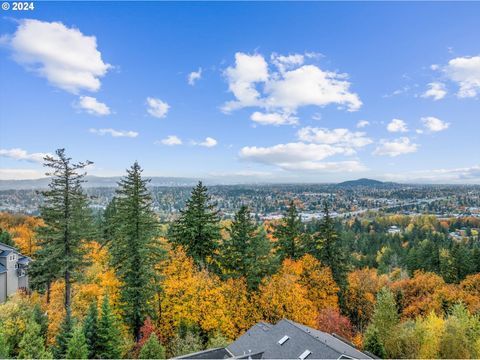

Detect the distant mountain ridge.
xmin=336 ymin=178 xmax=395 ymax=187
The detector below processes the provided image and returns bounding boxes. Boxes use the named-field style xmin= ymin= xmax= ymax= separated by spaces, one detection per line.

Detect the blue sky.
xmin=1 ymin=2 xmax=479 ymax=183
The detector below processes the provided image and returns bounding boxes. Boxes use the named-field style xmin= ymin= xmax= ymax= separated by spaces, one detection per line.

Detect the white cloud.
xmin=0 ymin=169 xmax=45 ymax=180
xmin=89 ymin=128 xmax=138 ymax=138
xmin=146 ymin=97 xmax=170 ymax=118
xmin=387 ymin=119 xmax=408 ymax=133
xmin=421 ymin=82 xmax=447 ymax=101
xmin=250 ymin=111 xmax=298 ymax=126
xmin=222 ymin=52 xmax=362 ymax=123
xmin=0 ymin=148 xmax=51 ymax=163
xmin=421 ymin=116 xmax=450 ymax=132
xmin=159 ymin=135 xmax=182 ymax=146
xmin=76 ymin=96 xmax=111 ymax=116
xmin=443 ymin=55 xmax=480 ymax=98
xmin=5 ymin=19 xmax=111 ymax=93
xmin=297 ymin=127 xmax=372 ymax=148
xmin=188 ymin=68 xmax=202 ymax=86
xmin=239 ymin=142 xmax=365 ymax=172
xmin=383 ymin=165 xmax=480 ymax=184
xmin=356 ymin=120 xmax=370 ymax=128
xmin=197 ymin=137 xmax=218 ymax=148
xmin=373 ymin=137 xmax=418 ymax=157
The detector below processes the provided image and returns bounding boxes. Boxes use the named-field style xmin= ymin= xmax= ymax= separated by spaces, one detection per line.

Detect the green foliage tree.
xmin=169 ymin=181 xmax=221 ymax=270
xmin=168 ymin=331 xmax=203 ymax=358
xmin=83 ymin=301 xmax=99 ymax=359
xmin=363 ymin=326 xmax=386 ymax=358
xmin=30 ymin=148 xmax=94 ymax=310
xmin=138 ymin=333 xmax=165 ymax=359
xmin=53 ymin=309 xmax=74 ymax=359
xmin=66 ymin=326 xmax=89 ymax=359
xmin=0 ymin=329 xmax=9 ymax=359
xmin=274 ymin=200 xmax=304 ymax=260
xmin=221 ymin=205 xmax=273 ymax=289
xmin=97 ymin=294 xmax=122 ymax=359
xmin=0 ymin=229 xmax=15 ymax=247
xmin=18 ymin=319 xmax=51 ymax=359
xmin=108 ymin=162 xmax=165 ymax=340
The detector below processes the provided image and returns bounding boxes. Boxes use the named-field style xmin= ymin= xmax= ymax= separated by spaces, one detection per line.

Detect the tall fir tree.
xmin=169 ymin=181 xmax=221 ymax=270
xmin=66 ymin=326 xmax=89 ymax=359
xmin=83 ymin=301 xmax=99 ymax=358
xmin=221 ymin=205 xmax=273 ymax=289
xmin=108 ymin=162 xmax=164 ymax=340
xmin=97 ymin=294 xmax=122 ymax=359
xmin=273 ymin=200 xmax=304 ymax=261
xmin=29 ymin=149 xmax=94 ymax=310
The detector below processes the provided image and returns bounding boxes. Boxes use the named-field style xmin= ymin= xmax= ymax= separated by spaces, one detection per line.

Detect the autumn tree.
xmin=169 ymin=181 xmax=221 ymax=270
xmin=108 ymin=162 xmax=164 ymax=340
xmin=316 ymin=308 xmax=353 ymax=340
xmin=30 ymin=149 xmax=94 ymax=310
xmin=274 ymin=200 xmax=304 ymax=260
xmin=221 ymin=205 xmax=273 ymax=289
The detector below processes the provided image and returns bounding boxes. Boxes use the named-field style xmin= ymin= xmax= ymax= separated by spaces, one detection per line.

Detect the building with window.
xmin=0 ymin=242 xmax=31 ymax=303
xmin=176 ymin=319 xmax=373 ymax=359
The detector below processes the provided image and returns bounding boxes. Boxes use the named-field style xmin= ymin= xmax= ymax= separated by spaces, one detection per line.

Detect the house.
xmin=176 ymin=319 xmax=373 ymax=359
xmin=0 ymin=242 xmax=31 ymax=303
xmin=387 ymin=225 xmax=401 ymax=235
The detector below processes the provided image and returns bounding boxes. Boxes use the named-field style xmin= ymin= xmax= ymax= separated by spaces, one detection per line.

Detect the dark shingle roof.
xmin=0 ymin=249 xmax=13 ymax=258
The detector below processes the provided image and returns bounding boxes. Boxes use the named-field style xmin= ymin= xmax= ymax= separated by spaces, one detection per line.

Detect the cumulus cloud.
xmin=387 ymin=119 xmax=408 ymax=133
xmin=188 ymin=68 xmax=202 ymax=86
xmin=158 ymin=135 xmax=182 ymax=146
xmin=239 ymin=142 xmax=365 ymax=172
xmin=146 ymin=97 xmax=170 ymax=118
xmin=356 ymin=120 xmax=370 ymax=128
xmin=421 ymin=116 xmax=450 ymax=132
xmin=421 ymin=82 xmax=447 ymax=101
xmin=76 ymin=96 xmax=111 ymax=116
xmin=5 ymin=19 xmax=111 ymax=93
xmin=250 ymin=111 xmax=298 ymax=126
xmin=0 ymin=148 xmax=51 ymax=163
xmin=443 ymin=55 xmax=480 ymax=98
xmin=197 ymin=137 xmax=218 ymax=148
xmin=297 ymin=127 xmax=372 ymax=148
xmin=222 ymin=52 xmax=362 ymax=125
xmin=89 ymin=128 xmax=138 ymax=138
xmin=373 ymin=137 xmax=418 ymax=157
xmin=383 ymin=165 xmax=480 ymax=184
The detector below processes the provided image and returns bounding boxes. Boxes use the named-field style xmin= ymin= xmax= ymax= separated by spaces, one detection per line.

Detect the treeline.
xmin=0 ymin=149 xmax=479 ymax=359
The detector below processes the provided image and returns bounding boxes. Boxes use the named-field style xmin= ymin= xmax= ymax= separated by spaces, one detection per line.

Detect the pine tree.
xmin=83 ymin=301 xmax=99 ymax=358
xmin=18 ymin=319 xmax=51 ymax=359
xmin=169 ymin=181 xmax=221 ymax=270
xmin=108 ymin=162 xmax=165 ymax=340
xmin=53 ymin=309 xmax=74 ymax=359
xmin=66 ymin=326 xmax=89 ymax=359
xmin=97 ymin=294 xmax=122 ymax=359
xmin=274 ymin=200 xmax=304 ymax=261
xmin=0 ymin=229 xmax=15 ymax=247
xmin=221 ymin=205 xmax=273 ymax=289
xmin=313 ymin=202 xmax=348 ymax=290
xmin=139 ymin=334 xmax=165 ymax=359
xmin=363 ymin=326 xmax=386 ymax=358
xmin=30 ymin=149 xmax=94 ymax=310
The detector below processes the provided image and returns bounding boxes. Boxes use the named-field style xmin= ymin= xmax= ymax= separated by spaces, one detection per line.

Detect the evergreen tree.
xmin=18 ymin=319 xmax=51 ymax=359
xmin=100 ymin=197 xmax=118 ymax=246
xmin=108 ymin=162 xmax=164 ymax=340
xmin=66 ymin=326 xmax=89 ymax=359
xmin=97 ymin=294 xmax=122 ymax=359
xmin=363 ymin=326 xmax=386 ymax=358
xmin=30 ymin=149 xmax=94 ymax=310
xmin=221 ymin=205 xmax=273 ymax=289
xmin=313 ymin=202 xmax=348 ymax=290
xmin=53 ymin=309 xmax=74 ymax=359
xmin=139 ymin=334 xmax=165 ymax=359
xmin=83 ymin=301 xmax=99 ymax=358
xmin=273 ymin=200 xmax=304 ymax=260
xmin=169 ymin=181 xmax=221 ymax=270
xmin=0 ymin=229 xmax=15 ymax=247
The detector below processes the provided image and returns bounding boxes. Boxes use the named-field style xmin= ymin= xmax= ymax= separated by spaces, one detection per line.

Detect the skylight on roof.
xmin=278 ymin=335 xmax=289 ymax=345
xmin=299 ymin=350 xmax=311 ymax=360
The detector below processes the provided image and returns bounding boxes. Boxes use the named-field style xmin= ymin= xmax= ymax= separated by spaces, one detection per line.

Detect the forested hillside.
xmin=1 ymin=150 xmax=479 ymax=359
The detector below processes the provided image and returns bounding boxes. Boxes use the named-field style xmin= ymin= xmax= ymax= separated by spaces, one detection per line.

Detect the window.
xmin=278 ymin=336 xmax=289 ymax=345
xmin=299 ymin=350 xmax=311 ymax=360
